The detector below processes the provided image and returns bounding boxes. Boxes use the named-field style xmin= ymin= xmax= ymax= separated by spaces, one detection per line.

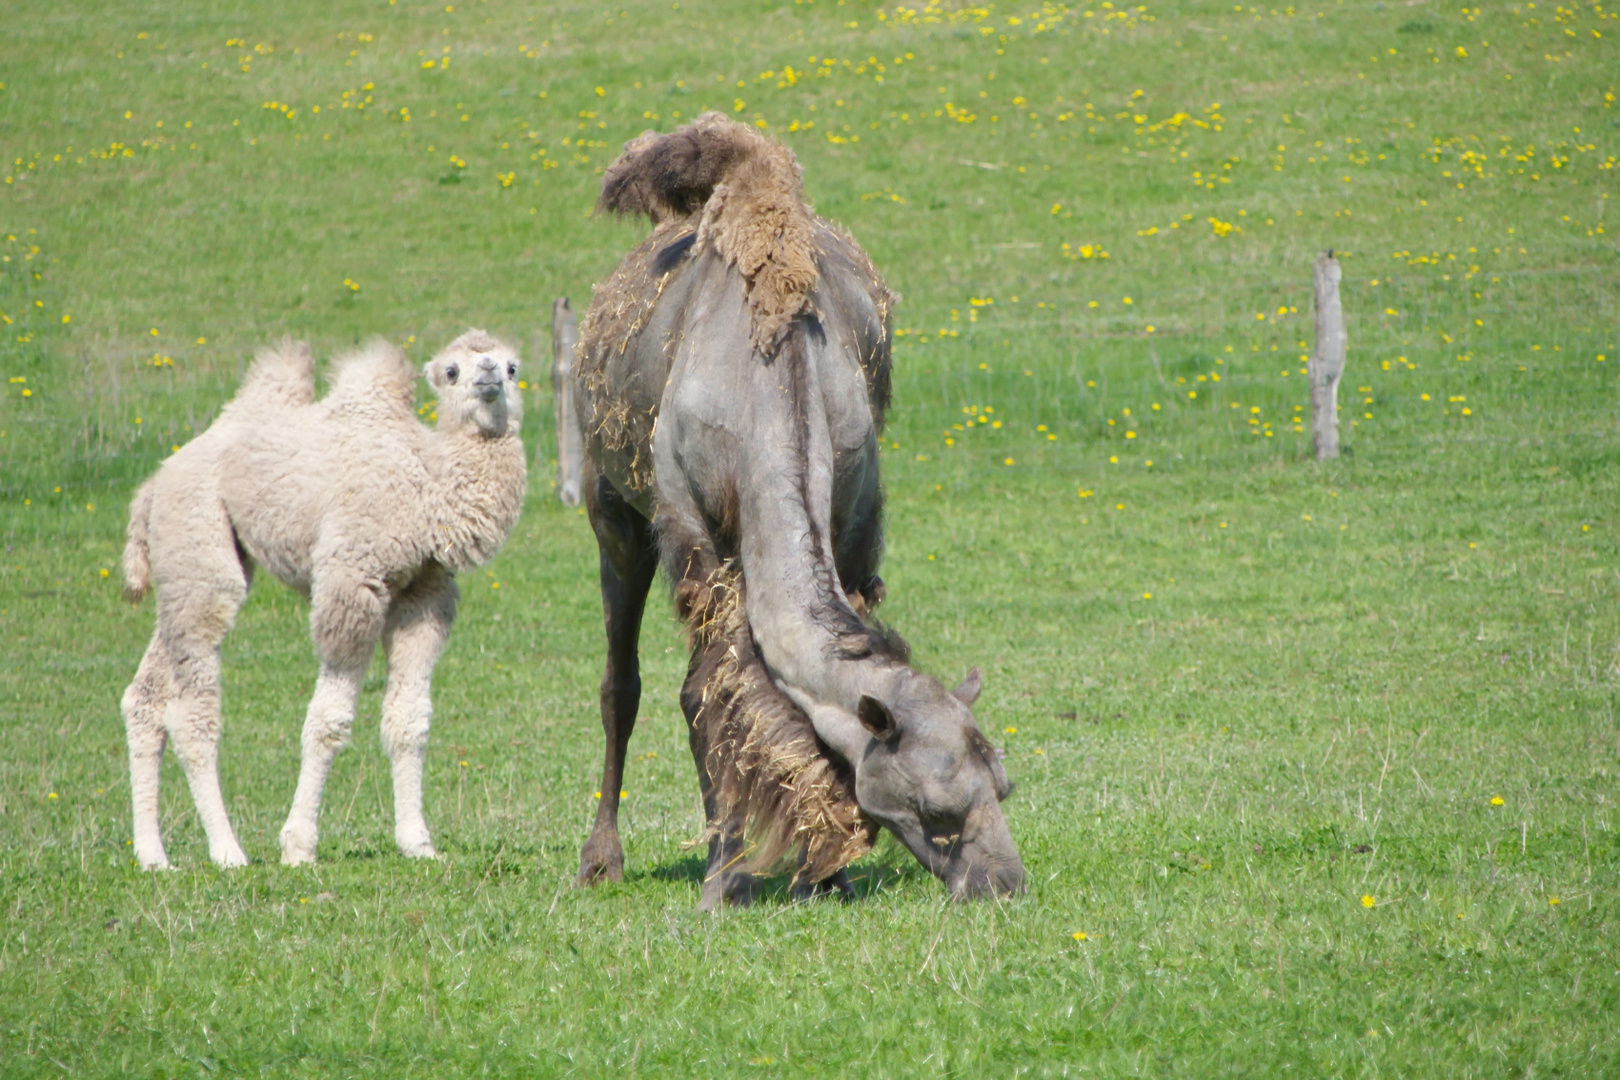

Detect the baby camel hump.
xmin=218 ymin=341 xmax=434 ymax=590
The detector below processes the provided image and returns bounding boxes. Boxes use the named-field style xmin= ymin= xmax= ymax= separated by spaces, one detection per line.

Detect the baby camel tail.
xmin=120 ymin=331 xmax=526 ymax=870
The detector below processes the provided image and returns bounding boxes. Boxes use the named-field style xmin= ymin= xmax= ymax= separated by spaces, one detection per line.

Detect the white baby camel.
xmin=120 ymin=330 xmax=526 ymax=869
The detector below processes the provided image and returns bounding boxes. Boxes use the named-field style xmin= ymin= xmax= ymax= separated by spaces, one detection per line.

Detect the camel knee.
xmin=599 ymin=669 xmax=640 ymax=716
xmin=121 ymin=681 xmax=168 ymax=752
xmin=302 ymin=710 xmax=355 ymax=755
xmin=381 ymin=697 xmax=431 ymax=759
xmin=302 ymin=675 xmax=362 ymax=755
xmin=162 ymin=695 xmax=221 ymax=764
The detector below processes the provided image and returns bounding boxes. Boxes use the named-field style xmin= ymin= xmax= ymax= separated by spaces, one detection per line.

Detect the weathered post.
xmin=1308 ymin=251 xmax=1346 ymax=461
xmin=551 ymin=297 xmax=584 ymax=506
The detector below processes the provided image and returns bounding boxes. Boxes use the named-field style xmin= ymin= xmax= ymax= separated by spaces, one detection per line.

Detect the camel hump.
xmin=238 ymin=337 xmax=316 ymax=409
xmin=327 ymin=337 xmax=417 ymax=412
xmin=599 ymin=111 xmax=802 ymax=222
xmin=599 ymin=113 xmax=817 ymax=353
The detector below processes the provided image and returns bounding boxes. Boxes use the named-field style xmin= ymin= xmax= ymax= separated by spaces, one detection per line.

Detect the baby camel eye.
xmin=444 ymin=363 xmax=459 ymax=384
xmin=506 ymin=362 xmax=517 ymax=378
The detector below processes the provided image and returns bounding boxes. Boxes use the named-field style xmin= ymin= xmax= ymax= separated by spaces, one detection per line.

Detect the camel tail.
xmin=122 ymin=480 xmax=155 ymax=603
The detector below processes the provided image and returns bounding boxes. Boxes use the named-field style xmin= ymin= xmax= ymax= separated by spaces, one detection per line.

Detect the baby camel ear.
xmin=952 ymin=666 xmax=983 ymax=707
xmin=422 ymin=360 xmax=442 ymax=390
xmin=857 ymin=695 xmax=901 ymax=744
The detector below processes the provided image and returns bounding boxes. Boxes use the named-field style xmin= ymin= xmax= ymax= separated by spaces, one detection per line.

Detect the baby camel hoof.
xmin=213 ymin=845 xmax=250 ymax=869
xmin=396 ymin=827 xmax=439 ymax=860
xmin=279 ymin=825 xmax=318 ymax=866
xmin=395 ymin=829 xmax=440 ymax=861
xmin=137 ymin=856 xmax=174 ymax=872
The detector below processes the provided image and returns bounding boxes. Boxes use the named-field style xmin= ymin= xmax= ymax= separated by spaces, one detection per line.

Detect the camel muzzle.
xmin=947 ymin=856 xmax=1027 ymax=901
xmin=940 ymin=800 xmax=1025 ymax=900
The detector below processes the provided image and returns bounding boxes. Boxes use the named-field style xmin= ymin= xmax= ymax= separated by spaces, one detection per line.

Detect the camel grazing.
xmin=120 ymin=331 xmax=526 ymax=869
xmin=573 ymin=113 xmax=1025 ymax=907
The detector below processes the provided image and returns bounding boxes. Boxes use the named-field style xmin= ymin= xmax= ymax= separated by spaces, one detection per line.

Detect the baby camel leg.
xmin=279 ymin=569 xmax=387 ymax=865
xmin=122 ymin=631 xmax=173 ymax=870
xmin=379 ymin=565 xmax=458 ymax=859
xmin=159 ymin=581 xmax=251 ymax=868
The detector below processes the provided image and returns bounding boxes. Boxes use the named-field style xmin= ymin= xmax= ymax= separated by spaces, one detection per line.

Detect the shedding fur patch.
xmin=599 ymin=112 xmax=818 ymax=354
xmin=680 ymin=562 xmax=875 ymax=884
xmin=574 ymin=219 xmax=693 ymax=499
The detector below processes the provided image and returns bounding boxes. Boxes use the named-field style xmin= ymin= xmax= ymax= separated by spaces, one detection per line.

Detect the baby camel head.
xmin=424 ymin=329 xmax=522 ymax=437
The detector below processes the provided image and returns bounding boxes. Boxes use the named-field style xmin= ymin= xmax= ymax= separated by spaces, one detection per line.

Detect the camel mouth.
xmin=472 ymin=377 xmax=503 ymax=401
xmin=947 ymin=858 xmax=1027 ymax=901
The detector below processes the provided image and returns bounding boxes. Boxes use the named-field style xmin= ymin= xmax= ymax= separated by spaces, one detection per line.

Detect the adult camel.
xmin=572 ymin=113 xmax=1024 ymax=908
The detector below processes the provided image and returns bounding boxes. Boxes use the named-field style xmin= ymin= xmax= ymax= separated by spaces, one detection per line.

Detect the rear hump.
xmin=599 ymin=112 xmax=816 ymax=353
xmin=234 ymin=338 xmax=316 ymax=410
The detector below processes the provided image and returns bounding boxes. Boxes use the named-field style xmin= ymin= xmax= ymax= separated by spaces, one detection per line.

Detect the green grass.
xmin=3 ymin=0 xmax=1618 ymax=1074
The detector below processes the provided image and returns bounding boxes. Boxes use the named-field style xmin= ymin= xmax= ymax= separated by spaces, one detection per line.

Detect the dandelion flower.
xmin=1490 ymin=796 xmax=1504 ymax=806
xmin=1361 ymin=894 xmax=1376 ymax=908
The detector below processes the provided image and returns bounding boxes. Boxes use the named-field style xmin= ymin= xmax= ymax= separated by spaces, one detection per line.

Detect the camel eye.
xmin=506 ymin=362 xmax=517 ymax=378
xmin=444 ymin=363 xmax=459 ymax=384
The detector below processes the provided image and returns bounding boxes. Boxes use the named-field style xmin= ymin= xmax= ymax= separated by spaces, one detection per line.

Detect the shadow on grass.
xmin=638 ymin=848 xmax=934 ymax=905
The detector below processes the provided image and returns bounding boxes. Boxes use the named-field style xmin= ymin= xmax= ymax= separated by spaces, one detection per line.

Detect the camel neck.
xmin=428 ymin=425 xmax=527 ymax=573
xmin=732 ymin=330 xmax=894 ymax=712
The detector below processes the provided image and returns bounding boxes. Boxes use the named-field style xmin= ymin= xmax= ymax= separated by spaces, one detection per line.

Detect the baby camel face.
xmin=425 ymin=330 xmax=522 ymax=436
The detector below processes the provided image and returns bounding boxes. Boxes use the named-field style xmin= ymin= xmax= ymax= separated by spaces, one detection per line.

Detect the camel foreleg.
xmin=280 ymin=567 xmax=386 ymax=865
xmin=378 ymin=565 xmax=458 ymax=860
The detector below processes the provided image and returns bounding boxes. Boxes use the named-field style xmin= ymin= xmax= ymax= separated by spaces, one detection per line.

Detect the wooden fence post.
xmin=550 ymin=297 xmax=584 ymax=506
xmin=1309 ymin=251 xmax=1346 ymax=461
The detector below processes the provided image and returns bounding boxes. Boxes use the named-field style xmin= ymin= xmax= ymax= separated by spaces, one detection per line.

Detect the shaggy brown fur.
xmin=599 ymin=112 xmax=820 ymax=354
xmin=677 ymin=562 xmax=875 ymax=883
xmin=573 ymin=220 xmax=694 ymax=499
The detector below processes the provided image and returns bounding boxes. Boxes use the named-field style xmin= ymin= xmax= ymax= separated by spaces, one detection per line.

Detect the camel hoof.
xmin=698 ymin=872 xmax=757 ymax=911
xmin=137 ymin=856 xmax=173 ymax=872
xmin=396 ymin=824 xmax=438 ymax=860
xmin=576 ymin=833 xmax=624 ymax=885
xmin=213 ymin=845 xmax=250 ymax=869
xmin=791 ymin=869 xmax=854 ymax=903
xmin=280 ymin=824 xmax=317 ymax=866
xmin=575 ymin=858 xmax=624 ymax=886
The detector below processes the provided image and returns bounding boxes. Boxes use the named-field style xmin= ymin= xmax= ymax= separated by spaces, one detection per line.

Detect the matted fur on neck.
xmin=678 ymin=561 xmax=876 ymax=884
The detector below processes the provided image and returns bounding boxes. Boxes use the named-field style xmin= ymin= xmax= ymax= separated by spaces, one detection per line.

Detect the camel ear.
xmin=952 ymin=667 xmax=983 ymax=707
xmin=857 ymin=695 xmax=900 ymax=744
xmin=423 ymin=360 xmax=442 ymax=390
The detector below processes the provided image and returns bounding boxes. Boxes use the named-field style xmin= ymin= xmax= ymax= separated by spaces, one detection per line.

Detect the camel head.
xmin=796 ymin=667 xmax=1026 ymax=901
xmin=425 ymin=329 xmax=522 ymax=438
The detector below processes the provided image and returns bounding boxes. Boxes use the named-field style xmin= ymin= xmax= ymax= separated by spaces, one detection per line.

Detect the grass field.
xmin=2 ymin=0 xmax=1618 ymax=1074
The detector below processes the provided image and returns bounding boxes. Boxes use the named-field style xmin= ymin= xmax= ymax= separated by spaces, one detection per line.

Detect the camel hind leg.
xmin=122 ymin=631 xmax=173 ymax=870
xmin=155 ymin=548 xmax=252 ymax=868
